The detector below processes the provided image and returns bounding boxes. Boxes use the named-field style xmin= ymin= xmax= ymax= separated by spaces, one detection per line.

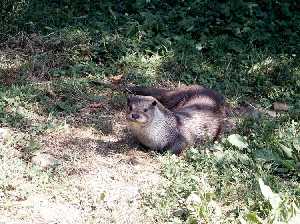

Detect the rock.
xmin=273 ymin=102 xmax=289 ymax=111
xmin=31 ymin=153 xmax=60 ymax=169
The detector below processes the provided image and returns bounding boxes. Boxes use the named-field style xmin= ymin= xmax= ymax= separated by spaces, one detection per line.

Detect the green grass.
xmin=1 ymin=0 xmax=299 ymax=223
xmin=143 ymin=118 xmax=299 ymax=223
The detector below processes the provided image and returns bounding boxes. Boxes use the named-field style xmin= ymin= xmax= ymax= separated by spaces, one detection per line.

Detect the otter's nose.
xmin=131 ymin=114 xmax=140 ymax=119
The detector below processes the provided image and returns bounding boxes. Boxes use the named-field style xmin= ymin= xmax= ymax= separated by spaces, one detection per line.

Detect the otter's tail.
xmin=91 ymin=79 xmax=169 ymax=99
xmin=125 ymin=85 xmax=169 ymax=99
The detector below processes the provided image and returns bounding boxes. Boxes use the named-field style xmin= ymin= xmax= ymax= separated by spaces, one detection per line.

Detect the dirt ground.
xmin=0 ymin=95 xmax=163 ymax=224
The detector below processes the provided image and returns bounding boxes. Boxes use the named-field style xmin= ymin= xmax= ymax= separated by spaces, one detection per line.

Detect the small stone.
xmin=31 ymin=153 xmax=60 ymax=169
xmin=186 ymin=193 xmax=201 ymax=206
xmin=273 ymin=102 xmax=289 ymax=111
xmin=0 ymin=128 xmax=10 ymax=143
xmin=265 ymin=110 xmax=277 ymax=118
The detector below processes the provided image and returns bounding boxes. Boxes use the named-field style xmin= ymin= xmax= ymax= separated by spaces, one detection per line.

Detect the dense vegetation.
xmin=1 ymin=0 xmax=299 ymax=223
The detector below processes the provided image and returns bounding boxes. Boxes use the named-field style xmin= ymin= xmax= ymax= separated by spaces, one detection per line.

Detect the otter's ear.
xmin=152 ymin=100 xmax=157 ymax=106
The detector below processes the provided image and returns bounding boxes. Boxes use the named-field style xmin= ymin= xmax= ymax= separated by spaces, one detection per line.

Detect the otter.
xmin=126 ymin=85 xmax=225 ymax=155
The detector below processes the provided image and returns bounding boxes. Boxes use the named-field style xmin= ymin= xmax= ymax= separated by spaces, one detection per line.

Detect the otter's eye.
xmin=143 ymin=108 xmax=148 ymax=112
xmin=129 ymin=106 xmax=133 ymax=111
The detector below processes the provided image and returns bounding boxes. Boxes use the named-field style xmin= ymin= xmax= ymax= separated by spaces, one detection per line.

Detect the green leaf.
xmin=258 ymin=178 xmax=281 ymax=210
xmin=293 ymin=137 xmax=300 ymax=152
xmin=254 ymin=149 xmax=281 ymax=162
xmin=279 ymin=143 xmax=293 ymax=158
xmin=227 ymin=134 xmax=249 ymax=149
xmin=186 ymin=25 xmax=194 ymax=32
xmin=245 ymin=212 xmax=263 ymax=224
xmin=282 ymin=160 xmax=296 ymax=171
xmin=97 ymin=191 xmax=106 ymax=203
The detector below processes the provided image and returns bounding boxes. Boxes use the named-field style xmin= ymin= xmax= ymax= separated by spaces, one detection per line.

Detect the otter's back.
xmin=176 ymin=102 xmax=223 ymax=143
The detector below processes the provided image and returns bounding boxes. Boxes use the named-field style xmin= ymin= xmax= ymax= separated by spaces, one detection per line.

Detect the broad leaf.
xmin=227 ymin=134 xmax=249 ymax=149
xmin=293 ymin=137 xmax=300 ymax=152
xmin=279 ymin=143 xmax=293 ymax=159
xmin=258 ymin=178 xmax=281 ymax=210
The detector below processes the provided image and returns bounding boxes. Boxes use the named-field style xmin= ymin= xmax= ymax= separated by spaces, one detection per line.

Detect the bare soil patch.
xmin=0 ymin=94 xmax=162 ymax=224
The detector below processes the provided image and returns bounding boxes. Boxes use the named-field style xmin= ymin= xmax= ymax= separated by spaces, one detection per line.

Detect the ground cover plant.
xmin=0 ymin=0 xmax=299 ymax=223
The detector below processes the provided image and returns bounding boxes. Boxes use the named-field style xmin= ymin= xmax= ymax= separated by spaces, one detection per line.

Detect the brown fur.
xmin=126 ymin=85 xmax=225 ymax=155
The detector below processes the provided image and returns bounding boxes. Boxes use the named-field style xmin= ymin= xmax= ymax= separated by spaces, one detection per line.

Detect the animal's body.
xmin=126 ymin=85 xmax=225 ymax=154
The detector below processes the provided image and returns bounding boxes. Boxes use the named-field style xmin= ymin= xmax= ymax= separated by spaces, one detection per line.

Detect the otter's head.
xmin=126 ymin=95 xmax=159 ymax=126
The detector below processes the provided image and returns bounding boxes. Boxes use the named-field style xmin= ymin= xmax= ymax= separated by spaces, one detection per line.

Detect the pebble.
xmin=31 ymin=153 xmax=60 ymax=169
